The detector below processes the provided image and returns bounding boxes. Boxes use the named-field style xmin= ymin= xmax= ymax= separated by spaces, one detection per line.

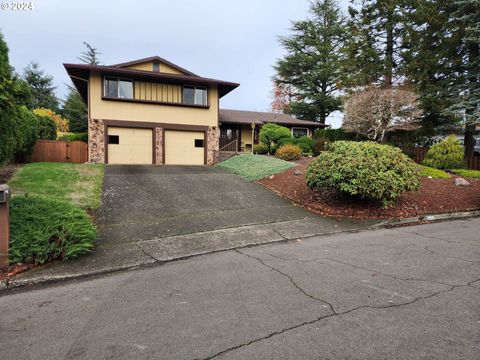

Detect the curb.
xmin=1 ymin=210 xmax=479 ymax=293
xmin=373 ymin=209 xmax=480 ymax=228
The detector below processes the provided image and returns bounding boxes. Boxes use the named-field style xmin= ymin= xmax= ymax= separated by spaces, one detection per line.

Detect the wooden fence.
xmin=24 ymin=140 xmax=88 ymax=164
xmin=409 ymin=147 xmax=480 ymax=170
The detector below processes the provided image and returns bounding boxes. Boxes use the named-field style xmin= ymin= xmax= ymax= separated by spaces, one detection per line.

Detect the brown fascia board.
xmin=63 ymin=63 xmax=240 ymax=99
xmin=110 ymin=56 xmax=199 ymax=77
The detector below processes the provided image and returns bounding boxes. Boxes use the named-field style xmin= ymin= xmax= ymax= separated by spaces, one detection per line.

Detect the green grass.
xmin=216 ymin=154 xmax=294 ymax=181
xmin=8 ymin=162 xmax=104 ymax=209
xmin=9 ymin=195 xmax=96 ymax=264
xmin=451 ymin=169 xmax=480 ymax=179
xmin=417 ymin=165 xmax=451 ymax=179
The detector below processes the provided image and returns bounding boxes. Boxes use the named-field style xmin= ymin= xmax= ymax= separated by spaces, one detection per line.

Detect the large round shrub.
xmin=422 ymin=135 xmax=464 ymax=169
xmin=259 ymin=123 xmax=291 ymax=153
xmin=276 ymin=144 xmax=302 ymax=161
xmin=9 ymin=195 xmax=96 ymax=264
xmin=305 ymin=141 xmax=420 ymax=205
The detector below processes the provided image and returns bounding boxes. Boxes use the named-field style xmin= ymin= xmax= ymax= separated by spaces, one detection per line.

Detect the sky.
xmin=0 ymin=0 xmax=348 ymax=128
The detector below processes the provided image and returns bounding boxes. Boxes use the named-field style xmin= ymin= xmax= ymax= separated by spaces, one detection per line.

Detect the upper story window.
xmin=183 ymin=85 xmax=207 ymax=106
xmin=292 ymin=127 xmax=308 ymax=138
xmin=104 ymin=77 xmax=133 ymax=99
xmin=153 ymin=62 xmax=160 ymax=72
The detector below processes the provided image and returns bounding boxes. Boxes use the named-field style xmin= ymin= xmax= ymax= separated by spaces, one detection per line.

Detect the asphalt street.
xmin=1 ymin=218 xmax=479 ymax=360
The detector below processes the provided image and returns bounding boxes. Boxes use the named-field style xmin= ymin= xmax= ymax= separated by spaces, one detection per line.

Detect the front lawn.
xmin=8 ymin=162 xmax=104 ymax=209
xmin=4 ymin=162 xmax=104 ymax=267
xmin=417 ymin=165 xmax=450 ymax=179
xmin=216 ymin=154 xmax=294 ymax=181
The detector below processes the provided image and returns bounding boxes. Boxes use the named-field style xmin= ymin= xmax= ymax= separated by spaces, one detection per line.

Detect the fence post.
xmin=0 ymin=184 xmax=11 ymax=270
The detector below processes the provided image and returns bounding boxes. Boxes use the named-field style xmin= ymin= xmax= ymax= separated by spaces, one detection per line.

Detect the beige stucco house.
xmin=65 ymin=56 xmax=325 ymax=165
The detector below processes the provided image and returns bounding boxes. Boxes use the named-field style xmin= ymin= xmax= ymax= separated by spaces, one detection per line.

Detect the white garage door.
xmin=107 ymin=127 xmax=153 ymax=164
xmin=164 ymin=130 xmax=205 ymax=165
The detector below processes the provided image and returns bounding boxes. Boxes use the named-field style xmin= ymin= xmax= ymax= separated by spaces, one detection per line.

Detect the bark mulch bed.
xmin=258 ymin=157 xmax=480 ymax=219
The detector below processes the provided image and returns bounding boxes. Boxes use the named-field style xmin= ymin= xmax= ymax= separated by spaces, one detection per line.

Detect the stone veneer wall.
xmin=88 ymin=118 xmax=105 ymax=163
xmin=155 ymin=127 xmax=163 ymax=164
xmin=207 ymin=126 xmax=219 ymax=165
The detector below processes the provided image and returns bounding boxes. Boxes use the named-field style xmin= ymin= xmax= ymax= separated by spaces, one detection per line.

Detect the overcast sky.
xmin=0 ymin=0 xmax=348 ymax=127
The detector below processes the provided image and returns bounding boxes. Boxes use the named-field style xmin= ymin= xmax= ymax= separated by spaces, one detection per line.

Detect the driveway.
xmin=97 ymin=165 xmax=377 ymax=249
xmin=2 ymin=218 xmax=479 ymax=359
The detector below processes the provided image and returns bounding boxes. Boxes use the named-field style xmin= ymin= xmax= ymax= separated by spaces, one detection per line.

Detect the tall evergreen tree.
xmin=22 ymin=62 xmax=59 ymax=111
xmin=343 ymin=0 xmax=413 ymax=88
xmin=62 ymin=85 xmax=87 ymax=132
xmin=402 ymin=0 xmax=461 ymax=134
xmin=273 ymin=0 xmax=346 ymax=124
xmin=78 ymin=42 xmax=101 ymax=65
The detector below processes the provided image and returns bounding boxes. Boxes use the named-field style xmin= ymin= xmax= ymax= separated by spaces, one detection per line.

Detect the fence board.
xmin=25 ymin=140 xmax=87 ymax=164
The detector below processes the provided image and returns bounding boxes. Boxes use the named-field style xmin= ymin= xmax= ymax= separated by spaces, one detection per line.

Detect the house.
xmin=65 ymin=56 xmax=326 ymax=165
xmin=219 ymin=109 xmax=326 ymax=152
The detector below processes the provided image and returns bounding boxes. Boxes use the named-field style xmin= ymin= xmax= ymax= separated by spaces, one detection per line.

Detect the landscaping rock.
xmin=269 ymin=175 xmax=275 ymax=180
xmin=294 ymin=170 xmax=303 ymax=176
xmin=455 ymin=178 xmax=470 ymax=187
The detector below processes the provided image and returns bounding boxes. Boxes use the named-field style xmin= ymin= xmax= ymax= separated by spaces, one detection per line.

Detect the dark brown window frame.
xmin=103 ymin=76 xmax=134 ymax=99
xmin=182 ymin=85 xmax=208 ymax=106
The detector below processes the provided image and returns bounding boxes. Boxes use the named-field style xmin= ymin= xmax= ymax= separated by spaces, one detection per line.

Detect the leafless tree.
xmin=343 ymin=87 xmax=422 ymax=142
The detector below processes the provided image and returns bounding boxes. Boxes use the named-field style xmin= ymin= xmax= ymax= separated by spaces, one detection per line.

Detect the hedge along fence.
xmin=24 ymin=140 xmax=88 ymax=164
xmin=405 ymin=147 xmax=480 ymax=170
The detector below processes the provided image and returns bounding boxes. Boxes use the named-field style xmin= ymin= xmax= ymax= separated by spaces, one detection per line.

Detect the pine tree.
xmin=343 ymin=0 xmax=413 ymax=89
xmin=22 ymin=62 xmax=59 ymax=111
xmin=62 ymin=86 xmax=87 ymax=133
xmin=273 ymin=0 xmax=346 ymax=124
xmin=78 ymin=42 xmax=101 ymax=65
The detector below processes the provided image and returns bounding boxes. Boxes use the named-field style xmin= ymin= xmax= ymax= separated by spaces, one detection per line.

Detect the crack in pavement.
xmin=197 ymin=275 xmax=480 ymax=360
xmin=263 ymin=252 xmax=457 ymax=288
xmin=234 ymin=249 xmax=337 ymax=315
xmin=392 ymin=228 xmax=458 ymax=244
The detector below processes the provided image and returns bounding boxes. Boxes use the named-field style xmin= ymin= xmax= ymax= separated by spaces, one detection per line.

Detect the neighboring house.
xmin=65 ymin=56 xmax=325 ymax=165
xmin=219 ymin=109 xmax=327 ymax=152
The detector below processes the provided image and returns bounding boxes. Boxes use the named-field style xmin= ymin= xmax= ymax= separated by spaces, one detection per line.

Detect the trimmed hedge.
xmin=422 ymin=135 xmax=464 ymax=170
xmin=306 ymin=141 xmax=420 ymax=206
xmin=9 ymin=194 xmax=96 ymax=264
xmin=57 ymin=132 xmax=88 ymax=143
xmin=253 ymin=143 xmax=269 ymax=154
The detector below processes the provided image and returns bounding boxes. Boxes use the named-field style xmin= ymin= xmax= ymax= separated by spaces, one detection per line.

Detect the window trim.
xmin=291 ymin=127 xmax=309 ymax=138
xmin=103 ymin=76 xmax=134 ymax=99
xmin=182 ymin=85 xmax=208 ymax=106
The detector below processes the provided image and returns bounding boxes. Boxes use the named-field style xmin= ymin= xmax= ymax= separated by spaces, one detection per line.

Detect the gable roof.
xmin=64 ymin=62 xmax=239 ymax=103
xmin=219 ymin=109 xmax=327 ymax=128
xmin=111 ymin=56 xmax=199 ymax=77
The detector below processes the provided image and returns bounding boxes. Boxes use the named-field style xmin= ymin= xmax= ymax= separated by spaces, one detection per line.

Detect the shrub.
xmin=305 ymin=141 xmax=420 ymax=206
xmin=275 ymin=144 xmax=302 ymax=161
xmin=253 ymin=143 xmax=268 ymax=154
xmin=9 ymin=194 xmax=96 ymax=264
xmin=314 ymin=128 xmax=367 ymax=142
xmin=313 ymin=137 xmax=328 ymax=156
xmin=277 ymin=137 xmax=296 ymax=147
xmin=422 ymin=135 xmax=464 ymax=169
xmin=259 ymin=123 xmax=291 ymax=153
xmin=295 ymin=136 xmax=314 ymax=153
xmin=35 ymin=114 xmax=56 ymax=140
xmin=57 ymin=132 xmax=88 ymax=143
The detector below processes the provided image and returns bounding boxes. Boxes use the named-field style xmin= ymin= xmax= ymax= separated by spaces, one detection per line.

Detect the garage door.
xmin=164 ymin=130 xmax=205 ymax=165
xmin=107 ymin=127 xmax=153 ymax=164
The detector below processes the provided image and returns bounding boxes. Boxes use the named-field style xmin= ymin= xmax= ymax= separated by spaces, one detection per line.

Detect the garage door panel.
xmin=108 ymin=127 xmax=153 ymax=164
xmin=165 ymin=130 xmax=204 ymax=165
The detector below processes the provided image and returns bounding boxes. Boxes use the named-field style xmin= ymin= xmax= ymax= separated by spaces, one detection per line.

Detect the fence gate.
xmin=25 ymin=140 xmax=88 ymax=164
